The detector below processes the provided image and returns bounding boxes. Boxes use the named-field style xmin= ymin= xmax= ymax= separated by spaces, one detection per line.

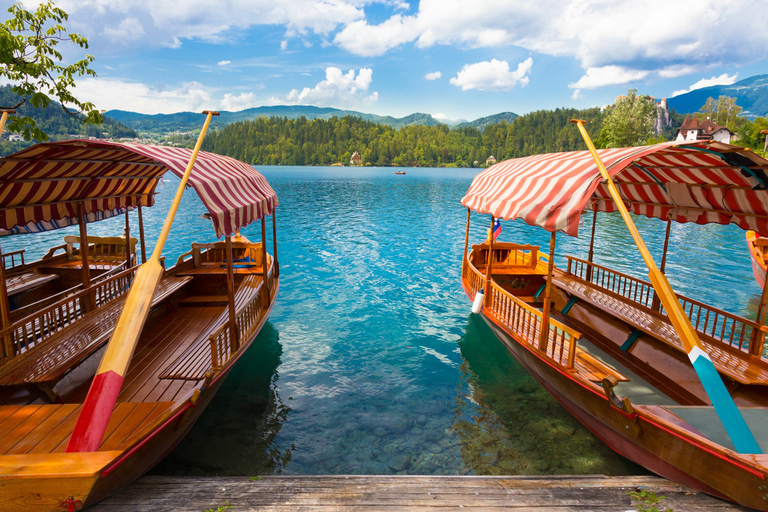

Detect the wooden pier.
xmin=91 ymin=475 xmax=751 ymax=511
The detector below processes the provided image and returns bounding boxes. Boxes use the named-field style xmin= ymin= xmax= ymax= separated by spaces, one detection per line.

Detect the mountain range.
xmin=666 ymin=74 xmax=768 ymax=119
xmin=106 ymin=74 xmax=768 ymax=135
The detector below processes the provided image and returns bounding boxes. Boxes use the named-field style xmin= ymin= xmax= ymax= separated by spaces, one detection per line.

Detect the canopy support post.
xmin=0 ymin=111 xmax=14 ymax=358
xmin=225 ymin=235 xmax=239 ymax=351
xmin=586 ymin=208 xmax=597 ymax=281
xmin=462 ymin=208 xmax=471 ymax=279
xmin=538 ymin=232 xmax=557 ymax=352
xmin=751 ymin=276 xmax=768 ymax=357
xmin=261 ymin=217 xmax=270 ymax=307
xmin=651 ymin=219 xmax=672 ymax=312
xmin=272 ymin=212 xmax=279 ymax=279
xmin=0 ymin=243 xmax=12 ymax=360
xmin=77 ymin=203 xmax=94 ymax=312
xmin=483 ymin=215 xmax=495 ymax=307
xmin=124 ymin=210 xmax=132 ymax=269
xmin=137 ymin=204 xmax=147 ymax=264
xmin=572 ymin=118 xmax=760 ymax=455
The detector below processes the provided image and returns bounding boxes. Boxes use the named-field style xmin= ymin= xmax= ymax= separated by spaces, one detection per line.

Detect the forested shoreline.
xmin=201 ymin=108 xmax=606 ymax=167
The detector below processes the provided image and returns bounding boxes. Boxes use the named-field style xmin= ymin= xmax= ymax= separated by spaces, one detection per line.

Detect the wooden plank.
xmin=0 ymin=405 xmax=43 ymax=444
xmin=99 ymin=402 xmax=158 ymax=451
xmin=4 ymin=404 xmax=80 ymax=455
xmin=114 ymin=403 xmax=175 ymax=451
xmin=0 ymin=405 xmax=57 ymax=452
xmin=90 ymin=475 xmax=751 ymax=511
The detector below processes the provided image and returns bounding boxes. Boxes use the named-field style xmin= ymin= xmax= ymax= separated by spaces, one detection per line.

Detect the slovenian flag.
xmin=492 ymin=219 xmax=502 ymax=240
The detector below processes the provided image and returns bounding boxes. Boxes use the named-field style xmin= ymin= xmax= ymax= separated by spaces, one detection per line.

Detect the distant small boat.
xmin=394 ymin=170 xmax=406 ymax=175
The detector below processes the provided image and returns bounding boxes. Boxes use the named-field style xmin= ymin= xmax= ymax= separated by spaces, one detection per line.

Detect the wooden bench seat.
xmin=158 ymin=275 xmax=263 ymax=381
xmin=6 ymin=272 xmax=58 ymax=297
xmin=0 ymin=276 xmax=192 ymax=387
xmin=550 ymin=274 xmax=768 ymax=386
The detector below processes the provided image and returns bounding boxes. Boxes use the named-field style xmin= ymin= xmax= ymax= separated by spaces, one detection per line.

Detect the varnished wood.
xmin=272 ymin=212 xmax=279 ymax=278
xmin=538 ymin=232 xmax=557 ymax=351
xmin=225 ymin=236 xmax=238 ymax=349
xmin=261 ymin=217 xmax=270 ymax=307
xmin=483 ymin=216 xmax=495 ymax=306
xmin=137 ymin=205 xmax=147 ymax=264
xmin=91 ymin=475 xmax=751 ymax=512
xmin=77 ymin=203 xmax=93 ymax=311
xmin=124 ymin=211 xmax=132 ymax=269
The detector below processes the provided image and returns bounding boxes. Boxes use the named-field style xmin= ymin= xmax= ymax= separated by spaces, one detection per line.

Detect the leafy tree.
xmin=0 ymin=0 xmax=102 ymax=140
xmin=601 ymin=89 xmax=656 ymax=148
xmin=696 ymin=95 xmax=744 ymax=132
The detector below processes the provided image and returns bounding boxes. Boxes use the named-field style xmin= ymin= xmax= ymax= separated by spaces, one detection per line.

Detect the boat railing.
xmin=2 ymin=249 xmax=25 ymax=272
xmin=470 ymin=242 xmax=540 ymax=271
xmin=487 ymin=280 xmax=581 ymax=369
xmin=565 ymin=255 xmax=765 ymax=357
xmin=567 ymin=256 xmax=656 ymax=309
xmin=464 ymin=256 xmax=486 ymax=297
xmin=0 ymin=266 xmax=136 ymax=362
xmin=10 ymin=261 xmax=132 ymax=322
xmin=208 ymin=267 xmax=270 ymax=373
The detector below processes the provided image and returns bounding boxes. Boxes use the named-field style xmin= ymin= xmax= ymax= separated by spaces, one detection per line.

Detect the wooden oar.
xmin=67 ymin=111 xmax=219 ymax=452
xmin=572 ymin=119 xmax=760 ymax=454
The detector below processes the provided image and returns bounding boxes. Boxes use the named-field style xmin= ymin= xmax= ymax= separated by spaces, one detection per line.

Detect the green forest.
xmin=201 ymin=107 xmax=607 ymax=167
xmin=0 ymin=85 xmax=137 ymax=154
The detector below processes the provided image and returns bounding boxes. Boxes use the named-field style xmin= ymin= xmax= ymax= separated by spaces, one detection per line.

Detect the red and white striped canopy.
xmin=462 ymin=141 xmax=768 ymax=237
xmin=0 ymin=140 xmax=278 ymax=237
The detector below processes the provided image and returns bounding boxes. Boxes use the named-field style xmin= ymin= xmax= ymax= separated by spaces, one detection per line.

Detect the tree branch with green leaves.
xmin=0 ymin=0 xmax=102 ymax=141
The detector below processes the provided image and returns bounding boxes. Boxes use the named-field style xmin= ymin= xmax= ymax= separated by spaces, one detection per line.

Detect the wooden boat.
xmin=747 ymin=231 xmax=767 ymax=288
xmin=394 ymin=170 xmax=406 ymax=175
xmin=4 ymin=235 xmax=137 ymax=319
xmin=460 ymin=126 xmax=768 ymax=510
xmin=0 ymin=111 xmax=280 ymax=511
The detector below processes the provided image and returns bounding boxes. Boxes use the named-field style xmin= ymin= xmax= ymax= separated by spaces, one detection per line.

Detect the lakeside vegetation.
xmin=201 ymin=108 xmax=606 ymax=167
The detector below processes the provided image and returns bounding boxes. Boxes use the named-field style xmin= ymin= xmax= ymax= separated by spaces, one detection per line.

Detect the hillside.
xmin=455 ymin=112 xmax=519 ymax=131
xmin=106 ymin=106 xmax=446 ymax=134
xmin=667 ymin=75 xmax=768 ymax=119
xmin=0 ymin=85 xmax=138 ymax=150
xmin=200 ymin=107 xmax=604 ymax=167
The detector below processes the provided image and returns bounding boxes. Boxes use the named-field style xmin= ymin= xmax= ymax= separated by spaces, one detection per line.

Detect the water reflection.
xmin=453 ymin=315 xmax=647 ymax=475
xmin=150 ymin=322 xmax=293 ymax=475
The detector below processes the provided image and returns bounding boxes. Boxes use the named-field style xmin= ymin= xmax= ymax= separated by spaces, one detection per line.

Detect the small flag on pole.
xmin=492 ymin=219 xmax=502 ymax=241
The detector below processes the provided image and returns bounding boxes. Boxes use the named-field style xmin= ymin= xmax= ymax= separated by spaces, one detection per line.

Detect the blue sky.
xmin=7 ymin=0 xmax=768 ymax=121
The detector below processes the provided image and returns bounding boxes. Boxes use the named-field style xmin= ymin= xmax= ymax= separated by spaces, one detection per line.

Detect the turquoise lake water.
xmin=3 ymin=165 xmax=763 ymax=476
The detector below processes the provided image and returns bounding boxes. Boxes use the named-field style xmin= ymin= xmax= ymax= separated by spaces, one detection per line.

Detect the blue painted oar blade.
xmin=692 ymin=352 xmax=761 ymax=454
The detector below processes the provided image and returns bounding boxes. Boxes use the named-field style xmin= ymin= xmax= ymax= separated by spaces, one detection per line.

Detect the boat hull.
xmin=473 ymin=305 xmax=768 ymax=510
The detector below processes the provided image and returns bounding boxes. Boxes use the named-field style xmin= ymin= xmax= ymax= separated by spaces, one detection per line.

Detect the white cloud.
xmin=74 ymin=77 xmax=213 ymax=114
xmin=220 ymin=92 xmax=259 ymax=111
xmin=102 ymin=17 xmax=145 ymax=42
xmin=424 ymin=71 xmax=441 ymax=80
xmin=449 ymin=58 xmax=532 ymax=91
xmin=333 ymin=14 xmax=417 ymax=57
xmin=57 ymin=0 xmax=366 ymax=51
xmin=218 ymin=60 xmax=231 ymax=66
xmin=332 ymin=0 xmax=768 ymax=86
xmin=268 ymin=67 xmax=378 ymax=108
xmin=571 ymin=89 xmax=582 ymax=100
xmin=569 ymin=66 xmax=649 ymax=89
xmin=671 ymin=73 xmax=739 ymax=97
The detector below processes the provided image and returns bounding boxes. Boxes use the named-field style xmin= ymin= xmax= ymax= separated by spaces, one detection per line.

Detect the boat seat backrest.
xmin=64 ymin=236 xmax=138 ymax=262
xmin=190 ymin=242 xmax=264 ymax=268
xmin=471 ymin=242 xmax=539 ymax=269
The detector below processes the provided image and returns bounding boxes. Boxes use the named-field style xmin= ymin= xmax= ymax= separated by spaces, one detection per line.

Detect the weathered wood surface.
xmin=90 ymin=475 xmax=752 ymax=511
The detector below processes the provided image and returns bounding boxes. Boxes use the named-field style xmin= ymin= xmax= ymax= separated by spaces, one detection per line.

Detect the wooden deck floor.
xmin=91 ymin=475 xmax=750 ymax=511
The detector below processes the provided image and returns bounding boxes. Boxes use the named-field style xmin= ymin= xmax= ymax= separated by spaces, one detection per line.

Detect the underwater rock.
xmin=415 ymin=414 xmax=427 ymax=426
xmin=385 ymin=414 xmax=411 ymax=434
xmin=388 ymin=454 xmax=411 ymax=472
